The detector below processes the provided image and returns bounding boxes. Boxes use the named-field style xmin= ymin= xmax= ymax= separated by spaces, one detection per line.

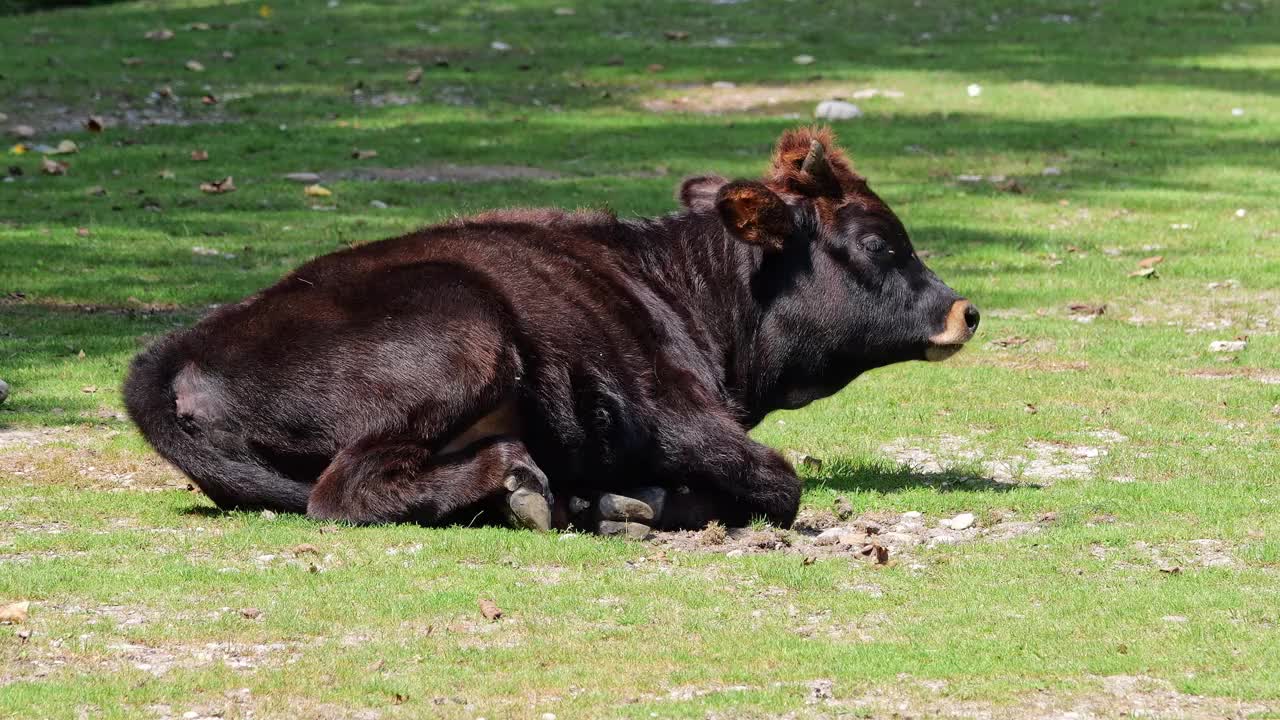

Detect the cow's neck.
xmin=642 ymin=212 xmax=849 ymax=428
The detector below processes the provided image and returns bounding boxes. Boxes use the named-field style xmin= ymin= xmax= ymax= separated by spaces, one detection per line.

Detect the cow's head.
xmin=680 ymin=127 xmax=978 ymax=408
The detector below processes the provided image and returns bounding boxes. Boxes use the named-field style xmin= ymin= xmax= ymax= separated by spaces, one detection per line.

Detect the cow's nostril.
xmin=964 ymin=304 xmax=980 ymax=332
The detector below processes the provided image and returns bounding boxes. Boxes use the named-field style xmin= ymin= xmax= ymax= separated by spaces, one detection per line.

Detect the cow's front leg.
xmin=584 ymin=415 xmax=802 ymax=533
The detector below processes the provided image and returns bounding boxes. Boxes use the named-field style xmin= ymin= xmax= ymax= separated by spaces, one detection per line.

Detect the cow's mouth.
xmin=924 ymin=343 xmax=966 ymax=362
xmin=925 ymin=300 xmax=980 ymax=362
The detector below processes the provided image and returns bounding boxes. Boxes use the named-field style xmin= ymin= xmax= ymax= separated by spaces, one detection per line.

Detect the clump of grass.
xmin=699 ymin=520 xmax=728 ymax=546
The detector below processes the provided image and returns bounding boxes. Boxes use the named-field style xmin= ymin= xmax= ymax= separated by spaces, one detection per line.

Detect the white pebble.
xmin=1042 ymin=166 xmax=1062 ymax=176
xmin=903 ymin=511 xmax=922 ymax=519
xmin=1231 ymin=107 xmax=1244 ymax=116
xmin=793 ymin=54 xmax=815 ymax=65
xmin=945 ymin=513 xmax=976 ymax=530
xmin=711 ymin=80 xmax=736 ymax=89
xmin=966 ymin=83 xmax=982 ymax=97
xmin=814 ymin=100 xmax=862 ymax=120
xmin=490 ymin=41 xmax=511 ymax=51
xmin=542 ymin=714 xmax=558 ymax=720
xmin=1235 ymin=208 xmax=1246 ymax=218
xmin=369 ymin=200 xmax=389 ymax=209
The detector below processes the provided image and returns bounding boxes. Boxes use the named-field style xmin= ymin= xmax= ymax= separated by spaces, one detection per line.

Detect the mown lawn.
xmin=1 ymin=0 xmax=1278 ymax=718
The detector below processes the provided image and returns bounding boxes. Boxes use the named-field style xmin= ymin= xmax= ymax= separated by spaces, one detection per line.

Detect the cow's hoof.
xmin=598 ymin=487 xmax=667 ymax=524
xmin=502 ymin=466 xmax=552 ymax=532
xmin=598 ymin=520 xmax=652 ymax=540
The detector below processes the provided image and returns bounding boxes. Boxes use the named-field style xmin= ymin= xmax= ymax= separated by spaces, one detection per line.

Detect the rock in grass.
xmin=814 ymin=100 xmax=861 ymax=120
xmin=1209 ymin=340 xmax=1246 ymax=353
xmin=945 ymin=513 xmax=976 ymax=530
xmin=597 ymin=520 xmax=651 ymax=540
xmin=0 ymin=378 xmax=9 ymax=405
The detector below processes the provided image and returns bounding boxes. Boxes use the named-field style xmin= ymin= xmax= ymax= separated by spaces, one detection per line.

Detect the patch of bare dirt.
xmin=3 ymin=90 xmax=235 ymax=135
xmin=879 ymin=431 xmax=1127 ymax=485
xmin=322 ymin=164 xmax=561 ymax=184
xmin=641 ymin=82 xmax=899 ymax=116
xmin=1124 ymin=288 xmax=1279 ymax=335
xmin=648 ymin=508 xmax=1052 ymax=566
xmin=1187 ymin=367 xmax=1280 ymax=385
xmin=820 ymin=674 xmax=1272 ymax=719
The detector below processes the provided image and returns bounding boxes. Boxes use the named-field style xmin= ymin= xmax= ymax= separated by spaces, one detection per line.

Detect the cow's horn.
xmin=799 ymin=140 xmax=827 ymax=175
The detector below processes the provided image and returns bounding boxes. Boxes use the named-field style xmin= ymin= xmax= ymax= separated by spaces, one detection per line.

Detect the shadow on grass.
xmin=814 ymin=459 xmax=1041 ymax=495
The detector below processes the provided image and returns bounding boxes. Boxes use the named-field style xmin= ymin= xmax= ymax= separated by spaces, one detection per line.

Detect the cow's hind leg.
xmin=307 ymin=433 xmax=551 ymax=529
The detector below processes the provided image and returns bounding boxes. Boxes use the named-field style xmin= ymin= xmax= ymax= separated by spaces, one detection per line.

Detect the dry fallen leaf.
xmin=201 ymin=94 xmax=218 ymax=105
xmin=199 ymin=176 xmax=236 ymax=194
xmin=81 ymin=385 xmax=97 ymax=393
xmin=663 ymin=30 xmax=689 ymax=40
xmin=41 ymin=157 xmax=68 ymax=175
xmin=1068 ymin=303 xmax=1106 ymax=317
xmin=50 ymin=139 xmax=78 ymax=155
xmin=858 ymin=542 xmax=890 ymax=565
xmin=304 ymin=184 xmax=332 ymax=197
xmin=240 ymin=607 xmax=262 ymax=619
xmin=478 ymin=599 xmax=502 ymax=621
xmin=292 ymin=543 xmax=319 ymax=556
xmin=351 ymin=149 xmax=378 ymax=160
xmin=190 ymin=149 xmax=209 ymax=161
xmin=991 ymin=335 xmax=1029 ymax=348
xmin=1137 ymin=255 xmax=1164 ymax=268
xmin=0 ymin=601 xmax=29 ymax=624
xmin=1128 ymin=267 xmax=1157 ymax=278
xmin=406 ymin=66 xmax=424 ymax=84
xmin=185 ymin=60 xmax=206 ymax=72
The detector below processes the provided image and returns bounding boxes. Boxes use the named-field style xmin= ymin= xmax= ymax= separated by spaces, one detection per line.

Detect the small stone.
xmin=882 ymin=531 xmax=919 ymax=547
xmin=813 ymin=527 xmax=845 ymax=546
xmin=814 ymin=100 xmax=861 ymax=120
xmin=711 ymin=80 xmax=736 ymax=89
xmin=240 ymin=607 xmax=262 ymax=619
xmin=966 ymin=83 xmax=982 ymax=97
xmin=902 ymin=511 xmax=922 ymax=519
xmin=598 ymin=520 xmax=651 ymax=540
xmin=1231 ymin=107 xmax=1244 ymax=116
xmin=283 ymin=172 xmax=321 ymax=183
xmin=490 ymin=41 xmax=511 ymax=52
xmin=945 ymin=513 xmax=976 ymax=530
xmin=1209 ymin=340 xmax=1246 ymax=353
xmin=260 ymin=510 xmax=277 ymax=520
xmin=598 ymin=493 xmax=655 ymax=522
xmin=807 ymin=679 xmax=834 ymax=703
xmin=792 ymin=54 xmax=815 ymax=65
xmin=1235 ymin=208 xmax=1246 ymax=218
xmin=725 ymin=548 xmax=744 ymax=558
xmin=1042 ymin=166 xmax=1062 ymax=176
xmin=541 ymin=714 xmax=557 ymax=720
xmin=9 ymin=125 xmax=35 ymax=139
xmin=369 ymin=200 xmax=389 ymax=209
xmin=836 ymin=533 xmax=862 ymax=548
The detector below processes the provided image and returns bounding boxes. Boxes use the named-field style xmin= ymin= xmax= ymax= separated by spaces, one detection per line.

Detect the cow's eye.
xmin=861 ymin=234 xmax=887 ymax=254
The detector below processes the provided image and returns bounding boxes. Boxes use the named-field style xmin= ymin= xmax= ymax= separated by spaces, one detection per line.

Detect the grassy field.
xmin=1 ymin=0 xmax=1278 ymax=717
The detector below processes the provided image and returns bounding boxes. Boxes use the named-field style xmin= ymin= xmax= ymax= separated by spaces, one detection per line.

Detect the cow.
xmin=123 ymin=127 xmax=979 ymax=536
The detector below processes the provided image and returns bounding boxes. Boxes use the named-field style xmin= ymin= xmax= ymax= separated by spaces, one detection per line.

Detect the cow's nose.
xmin=964 ymin=303 xmax=980 ymax=332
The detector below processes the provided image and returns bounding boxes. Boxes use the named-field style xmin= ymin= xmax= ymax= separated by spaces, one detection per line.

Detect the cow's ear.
xmin=715 ymin=180 xmax=792 ymax=252
xmin=677 ymin=174 xmax=729 ymax=211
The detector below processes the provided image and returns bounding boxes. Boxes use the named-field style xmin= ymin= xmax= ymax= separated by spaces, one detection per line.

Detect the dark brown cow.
xmin=124 ymin=127 xmax=979 ymax=534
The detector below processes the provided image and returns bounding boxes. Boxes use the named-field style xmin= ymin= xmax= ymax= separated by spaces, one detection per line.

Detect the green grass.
xmin=2 ymin=0 xmax=1279 ymax=717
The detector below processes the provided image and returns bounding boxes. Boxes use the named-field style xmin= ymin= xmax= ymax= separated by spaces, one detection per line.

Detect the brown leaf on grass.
xmin=1138 ymin=255 xmax=1164 ymax=268
xmin=1128 ymin=267 xmax=1157 ymax=278
xmin=201 ymin=94 xmax=218 ymax=105
xmin=292 ymin=543 xmax=319 ymax=556
xmin=121 ymin=57 xmax=143 ymax=67
xmin=185 ymin=60 xmax=206 ymax=72
xmin=85 ymin=116 xmax=104 ymax=132
xmin=199 ymin=176 xmax=235 ymax=194
xmin=406 ymin=66 xmax=424 ymax=84
xmin=858 ymin=542 xmax=889 ymax=565
xmin=190 ymin=149 xmax=209 ymax=161
xmin=663 ymin=30 xmax=690 ymax=40
xmin=991 ymin=335 xmax=1029 ymax=348
xmin=41 ymin=157 xmax=68 ymax=175
xmin=351 ymin=149 xmax=378 ymax=160
xmin=478 ymin=599 xmax=502 ymax=621
xmin=145 ymin=28 xmax=174 ymax=40
xmin=995 ymin=178 xmax=1024 ymax=194
xmin=1068 ymin=303 xmax=1106 ymax=317
xmin=0 ymin=601 xmax=29 ymax=624
xmin=240 ymin=607 xmax=262 ymax=619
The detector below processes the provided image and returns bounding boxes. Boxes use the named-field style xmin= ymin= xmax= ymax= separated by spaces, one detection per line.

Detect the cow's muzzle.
xmin=925 ymin=299 xmax=980 ymax=361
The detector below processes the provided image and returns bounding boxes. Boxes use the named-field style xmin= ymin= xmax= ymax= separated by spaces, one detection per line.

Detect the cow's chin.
xmin=924 ymin=343 xmax=966 ymax=362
